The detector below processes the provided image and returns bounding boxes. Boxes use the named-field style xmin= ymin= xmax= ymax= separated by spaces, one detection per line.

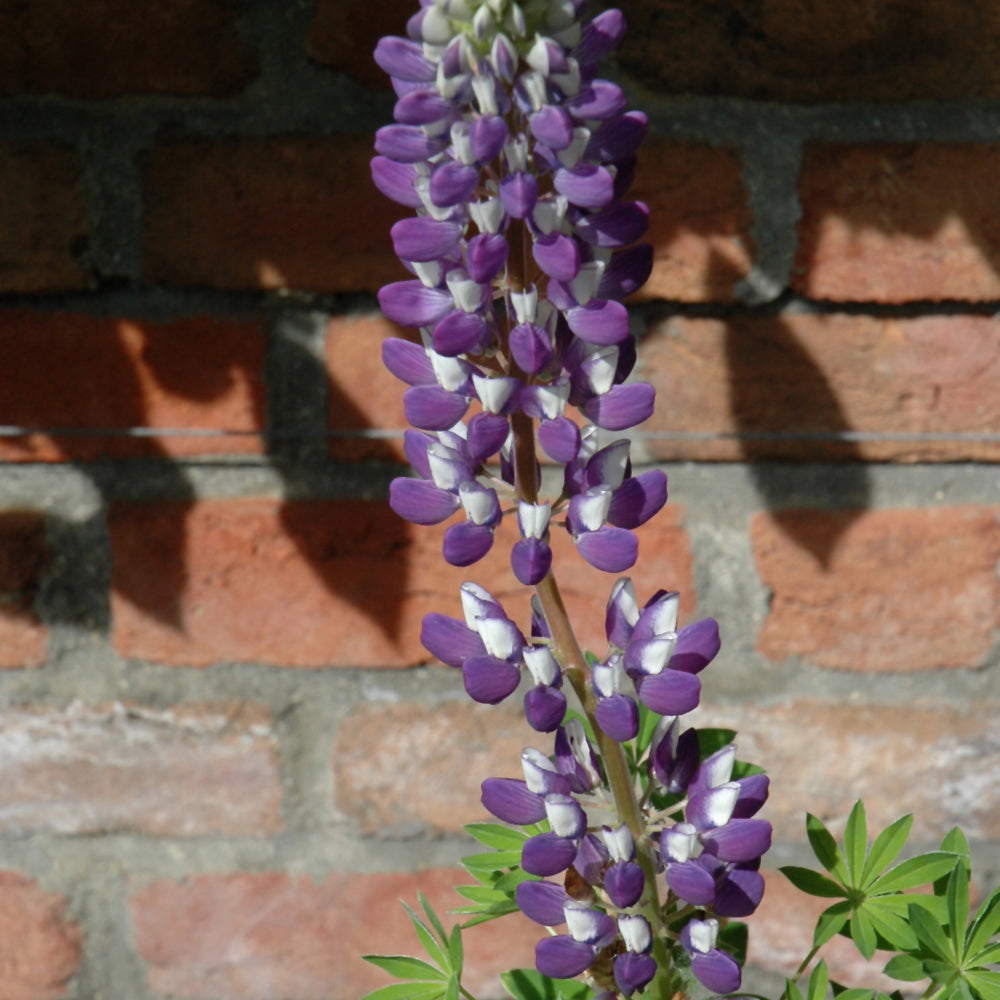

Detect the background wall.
xmin=0 ymin=1 xmax=999 ymax=997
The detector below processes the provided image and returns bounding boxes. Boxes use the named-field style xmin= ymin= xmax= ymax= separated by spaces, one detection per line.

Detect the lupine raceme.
xmin=371 ymin=2 xmax=772 ymax=997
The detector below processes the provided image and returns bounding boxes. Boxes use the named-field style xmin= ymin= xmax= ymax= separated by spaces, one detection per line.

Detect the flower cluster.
xmin=372 ymin=3 xmax=772 ymax=997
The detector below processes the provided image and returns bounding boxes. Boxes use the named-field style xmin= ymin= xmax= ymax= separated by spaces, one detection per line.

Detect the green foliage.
xmin=500 ymin=968 xmax=596 ymax=1000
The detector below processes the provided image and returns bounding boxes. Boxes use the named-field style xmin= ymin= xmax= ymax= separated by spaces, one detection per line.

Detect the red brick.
xmin=0 ymin=313 xmax=265 ymax=462
xmin=306 ymin=0 xmax=414 ymax=87
xmin=632 ymin=140 xmax=753 ymax=302
xmin=109 ymin=498 xmax=693 ymax=669
xmin=142 ymin=137 xmax=402 ymax=294
xmin=617 ymin=1 xmax=1000 ymax=102
xmin=0 ymin=511 xmax=47 ymax=670
xmin=0 ymin=871 xmax=80 ymax=1000
xmin=130 ymin=869 xmax=537 ymax=1000
xmin=0 ymin=146 xmax=88 ymax=293
xmin=796 ymin=144 xmax=1000 ymax=301
xmin=639 ymin=313 xmax=1000 ymax=462
xmin=752 ymin=507 xmax=1000 ymax=672
xmin=0 ymin=0 xmax=255 ymax=98
xmin=326 ymin=313 xmax=410 ymax=463
xmin=691 ymin=700 xmax=1000 ymax=844
xmin=0 ymin=703 xmax=281 ymax=836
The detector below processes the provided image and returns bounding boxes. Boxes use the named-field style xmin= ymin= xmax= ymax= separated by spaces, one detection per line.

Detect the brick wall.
xmin=0 ymin=1 xmax=998 ymax=997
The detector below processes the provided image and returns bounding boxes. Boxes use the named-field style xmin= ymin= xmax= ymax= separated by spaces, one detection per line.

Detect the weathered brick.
xmin=326 ymin=313 xmax=409 ymax=463
xmin=632 ymin=140 xmax=753 ymax=302
xmin=0 ymin=312 xmax=266 ymax=462
xmin=0 ymin=703 xmax=281 ymax=836
xmin=130 ymin=869 xmax=537 ymax=1000
xmin=0 ymin=146 xmax=88 ymax=293
xmin=617 ymin=1 xmax=1000 ymax=102
xmin=0 ymin=0 xmax=255 ymax=98
xmin=752 ymin=507 xmax=1000 ymax=672
xmin=639 ymin=313 xmax=1000 ymax=462
xmin=142 ymin=137 xmax=402 ymax=293
xmin=109 ymin=498 xmax=693 ymax=669
xmin=795 ymin=143 xmax=1000 ymax=301
xmin=0 ymin=511 xmax=47 ymax=670
xmin=306 ymin=0 xmax=414 ymax=87
xmin=690 ymin=700 xmax=1000 ymax=844
xmin=0 ymin=871 xmax=80 ymax=1000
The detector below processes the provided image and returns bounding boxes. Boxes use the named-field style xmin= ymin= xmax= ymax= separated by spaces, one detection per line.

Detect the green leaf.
xmin=872 ymin=853 xmax=960 ymax=894
xmin=465 ymin=823 xmax=530 ymax=851
xmin=360 ymin=983 xmax=447 ymax=1000
xmin=718 ymin=920 xmax=749 ymax=967
xmin=861 ymin=897 xmax=918 ymax=951
xmin=909 ymin=901 xmax=957 ymax=962
xmin=835 ymin=990 xmax=875 ymax=1000
xmin=461 ymin=850 xmax=524 ymax=875
xmin=419 ymin=892 xmax=450 ymax=945
xmin=696 ymin=728 xmax=737 ymax=759
xmin=844 ymin=801 xmax=868 ymax=887
xmin=947 ymin=865 xmax=971 ymax=959
xmin=968 ymin=943 xmax=1000 ymax=968
xmin=807 ymin=814 xmax=849 ymax=883
xmin=814 ymin=900 xmax=853 ymax=948
xmin=448 ymin=925 xmax=463 ymax=979
xmin=860 ymin=814 xmax=913 ymax=888
xmin=402 ymin=902 xmax=450 ymax=971
xmin=965 ymin=970 xmax=1000 ymax=1000
xmin=454 ymin=885 xmax=510 ymax=904
xmin=443 ymin=977 xmax=459 ymax=1000
xmin=850 ymin=908 xmax=878 ymax=961
xmin=635 ymin=700 xmax=661 ymax=759
xmin=966 ymin=884 xmax=1000 ymax=959
xmin=781 ymin=866 xmax=847 ymax=898
xmin=363 ymin=956 xmax=447 ymax=982
xmin=458 ymin=901 xmax=521 ymax=927
xmin=785 ymin=979 xmax=806 ymax=1000
xmin=807 ymin=959 xmax=830 ymax=1000
xmin=936 ymin=829 xmax=971 ymax=896
xmin=882 ymin=954 xmax=927 ymax=982
xmin=500 ymin=967 xmax=595 ymax=1000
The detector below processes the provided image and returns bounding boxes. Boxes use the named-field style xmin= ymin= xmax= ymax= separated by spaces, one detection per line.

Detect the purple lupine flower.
xmin=680 ymin=918 xmax=742 ymax=995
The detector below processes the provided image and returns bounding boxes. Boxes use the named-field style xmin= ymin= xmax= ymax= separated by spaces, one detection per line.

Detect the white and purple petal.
xmin=604 ymin=860 xmax=645 ymax=908
xmin=373 ymin=36 xmax=437 ymax=82
xmin=403 ymin=384 xmax=469 ymax=430
xmin=374 ymin=124 xmax=446 ymax=162
xmin=462 ymin=654 xmax=521 ymax=704
xmin=420 ymin=612 xmax=485 ymax=667
xmin=389 ymin=477 xmax=460 ymax=525
xmin=532 ymin=233 xmax=581 ymax=282
xmin=566 ymin=299 xmax=630 ymax=345
xmin=378 ymin=280 xmax=453 ymax=327
xmin=554 ymin=164 xmax=615 ymax=208
xmin=516 ymin=880 xmax=570 ymax=926
xmin=637 ymin=670 xmax=701 ymax=716
xmin=370 ymin=156 xmax=423 ymax=208
xmin=576 ymin=526 xmax=638 ymax=573
xmin=480 ymin=777 xmax=546 ymax=824
xmin=582 ymin=382 xmax=655 ymax=431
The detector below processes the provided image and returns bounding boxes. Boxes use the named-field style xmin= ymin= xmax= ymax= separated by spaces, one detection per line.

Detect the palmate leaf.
xmin=419 ymin=891 xmax=450 ymax=945
xmin=803 ymin=959 xmax=830 ymax=1000
xmin=948 ymin=864 xmax=972 ymax=960
xmin=363 ymin=955 xmax=447 ymax=982
xmin=360 ymin=982 xmax=447 ymax=1000
xmin=850 ymin=907 xmax=878 ymax=961
xmin=870 ymin=853 xmax=959 ymax=894
xmin=965 ymin=970 xmax=1000 ymax=1000
xmin=785 ymin=978 xmax=806 ymax=1000
xmin=843 ymin=801 xmax=868 ymax=887
xmin=834 ymin=990 xmax=875 ymax=1000
xmin=966 ymin=883 xmax=1000 ymax=959
xmin=882 ymin=954 xmax=927 ymax=982
xmin=807 ymin=814 xmax=850 ymax=884
xmin=968 ymin=943 xmax=1000 ymax=968
xmin=814 ymin=900 xmax=853 ymax=948
xmin=859 ymin=814 xmax=913 ymax=889
xmin=501 ymin=967 xmax=595 ymax=1000
xmin=402 ymin=901 xmax=451 ymax=971
xmin=861 ymin=895 xmax=920 ymax=952
xmin=465 ymin=823 xmax=530 ymax=851
xmin=781 ymin=866 xmax=846 ymax=898
xmin=448 ymin=924 xmax=463 ymax=979
xmin=462 ymin=850 xmax=525 ymax=876
xmin=909 ymin=901 xmax=958 ymax=963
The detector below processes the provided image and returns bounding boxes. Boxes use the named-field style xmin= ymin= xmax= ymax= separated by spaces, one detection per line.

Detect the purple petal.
xmin=595 ymin=693 xmax=639 ymax=742
xmin=403 ymin=430 xmax=433 ymax=478
xmin=702 ymin=819 xmax=773 ymax=863
xmin=512 ymin=538 xmax=553 ymax=587
xmin=732 ymin=773 xmax=770 ymax=819
xmin=554 ymin=164 xmax=615 ymax=209
xmin=432 ymin=310 xmax=490 ymax=356
xmin=691 ymin=950 xmax=741 ymax=995
xmin=575 ymin=201 xmax=649 ymax=248
xmin=373 ymin=36 xmax=437 ymax=82
xmin=371 ymin=156 xmax=422 ymax=208
xmin=465 ymin=233 xmax=508 ymax=283
xmin=652 ymin=726 xmax=700 ymax=794
xmin=566 ymin=907 xmax=617 ymax=948
xmin=391 ymin=217 xmax=463 ymax=262
xmin=500 ymin=172 xmax=538 ymax=219
xmin=378 ymin=280 xmax=453 ymax=327
xmin=574 ymin=9 xmax=627 ymax=65
xmin=470 ymin=115 xmax=508 ymax=163
xmin=529 ymin=105 xmax=574 ymax=150
xmin=614 ymin=953 xmax=658 ymax=997
xmin=566 ymin=299 xmax=630 ymax=345
xmin=462 ymin=655 xmax=522 ymax=704
xmin=637 ymin=671 xmax=701 ymax=716
xmin=443 ymin=522 xmax=494 ymax=566
xmin=524 ymin=684 xmax=567 ymax=732
xmin=605 ymin=861 xmax=645 ymax=909
xmin=374 ymin=124 xmax=446 ymax=163
xmin=389 ymin=478 xmax=460 ymax=526
xmin=532 ymin=233 xmax=581 ymax=282
xmin=516 ymin=880 xmax=570 ymax=926
xmin=582 ymin=382 xmax=655 ymax=431
xmin=567 ymin=81 xmax=627 ymax=121
xmin=544 ymin=276 xmax=576 ymax=311
xmin=510 ymin=322 xmax=553 ymax=375
xmin=538 ymin=417 xmax=580 ymax=464
xmin=403 ymin=385 xmax=469 ymax=430
xmin=481 ymin=777 xmax=546 ymax=824
xmin=420 ymin=613 xmax=484 ymax=667
xmin=608 ymin=471 xmax=668 ymax=529
xmin=465 ymin=412 xmax=509 ymax=465
xmin=586 ymin=111 xmax=649 ymax=162
xmin=598 ymin=242 xmax=654 ymax=300
xmin=612 ymin=156 xmax=636 ymax=200
xmin=715 ymin=867 xmax=765 ymax=917
xmin=573 ymin=833 xmax=609 ymax=885
xmin=577 ymin=526 xmax=638 ymax=573
xmin=393 ymin=88 xmax=454 ymax=125
xmin=535 ymin=936 xmax=595 ymax=979
xmin=666 ymin=860 xmax=717 ymax=906
xmin=669 ymin=618 xmax=722 ymax=674
xmin=522 ymin=833 xmax=580 ymax=877
xmin=382 ymin=337 xmax=435 ymax=385
xmin=430 ymin=160 xmax=479 ymax=207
